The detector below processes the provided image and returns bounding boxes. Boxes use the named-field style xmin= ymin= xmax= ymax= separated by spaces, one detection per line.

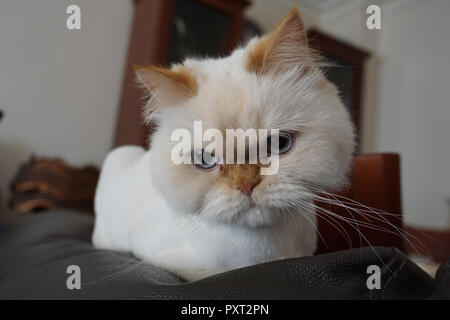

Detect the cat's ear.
xmin=246 ymin=7 xmax=312 ymax=75
xmin=134 ymin=64 xmax=198 ymax=106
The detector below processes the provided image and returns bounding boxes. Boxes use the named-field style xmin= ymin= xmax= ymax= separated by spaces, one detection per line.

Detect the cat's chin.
xmin=239 ymin=205 xmax=283 ymax=227
xmin=198 ymin=202 xmax=284 ymax=228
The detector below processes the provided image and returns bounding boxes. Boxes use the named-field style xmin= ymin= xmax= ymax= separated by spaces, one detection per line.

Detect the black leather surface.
xmin=433 ymin=256 xmax=450 ymax=299
xmin=0 ymin=210 xmax=438 ymax=299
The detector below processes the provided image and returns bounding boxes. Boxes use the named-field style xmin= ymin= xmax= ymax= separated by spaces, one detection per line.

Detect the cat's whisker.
xmin=287 ymin=200 xmax=334 ymax=249
xmin=285 ymin=196 xmax=352 ymax=249
xmin=277 ymin=198 xmax=300 ymax=231
xmin=308 ymin=194 xmax=427 ymax=256
xmin=274 ymin=179 xmax=397 ymax=266
xmin=295 ymin=198 xmax=393 ymax=270
xmin=150 ymin=221 xmax=203 ymax=258
xmin=297 ymin=182 xmax=433 ymax=257
xmin=263 ymin=176 xmax=426 ymax=267
xmin=281 ymin=197 xmax=327 ymax=247
xmin=271 ymin=177 xmax=347 ymax=249
xmin=295 ymin=198 xmax=360 ymax=246
xmin=306 ymin=199 xmax=406 ymax=236
xmin=81 ymin=258 xmax=145 ymax=286
xmin=313 ymin=185 xmax=365 ymax=248
xmin=140 ymin=202 xmax=209 ymax=257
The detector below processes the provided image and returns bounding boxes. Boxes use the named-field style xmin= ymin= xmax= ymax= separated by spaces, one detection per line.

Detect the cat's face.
xmin=136 ymin=9 xmax=355 ymax=227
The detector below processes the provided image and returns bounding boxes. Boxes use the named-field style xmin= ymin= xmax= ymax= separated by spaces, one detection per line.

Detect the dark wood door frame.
xmin=114 ymin=0 xmax=174 ymax=148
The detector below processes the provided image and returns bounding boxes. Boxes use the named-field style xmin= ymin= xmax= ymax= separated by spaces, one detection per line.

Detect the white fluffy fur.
xmin=92 ymin=18 xmax=355 ymax=281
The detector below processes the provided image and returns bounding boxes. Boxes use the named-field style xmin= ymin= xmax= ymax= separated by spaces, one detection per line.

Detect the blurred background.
xmin=0 ymin=0 xmax=449 ymax=266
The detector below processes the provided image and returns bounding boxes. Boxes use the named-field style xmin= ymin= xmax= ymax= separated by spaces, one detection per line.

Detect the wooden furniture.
xmin=9 ymin=157 xmax=99 ymax=214
xmin=404 ymin=227 xmax=450 ymax=263
xmin=114 ymin=0 xmax=250 ymax=148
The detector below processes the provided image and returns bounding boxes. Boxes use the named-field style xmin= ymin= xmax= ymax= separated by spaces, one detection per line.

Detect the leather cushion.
xmin=0 ymin=210 xmax=436 ymax=299
xmin=432 ymin=256 xmax=450 ymax=299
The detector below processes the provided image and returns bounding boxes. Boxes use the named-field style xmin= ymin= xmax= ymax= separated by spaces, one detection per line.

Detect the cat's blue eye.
xmin=267 ymin=132 xmax=294 ymax=154
xmin=192 ymin=149 xmax=218 ymax=169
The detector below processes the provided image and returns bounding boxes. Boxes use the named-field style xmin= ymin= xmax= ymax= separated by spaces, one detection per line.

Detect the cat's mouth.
xmin=236 ymin=189 xmax=259 ymax=207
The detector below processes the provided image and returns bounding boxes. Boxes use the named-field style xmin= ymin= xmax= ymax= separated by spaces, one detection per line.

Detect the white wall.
xmin=374 ymin=0 xmax=450 ymax=229
xmin=246 ymin=0 xmax=450 ymax=229
xmin=0 ymin=0 xmax=133 ymax=211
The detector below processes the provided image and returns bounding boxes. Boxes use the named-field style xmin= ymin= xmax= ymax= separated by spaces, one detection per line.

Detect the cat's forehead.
xmin=184 ymin=48 xmax=246 ymax=76
xmin=182 ymin=51 xmax=265 ymax=130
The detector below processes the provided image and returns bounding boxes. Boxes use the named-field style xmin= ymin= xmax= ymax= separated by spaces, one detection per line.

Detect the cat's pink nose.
xmin=237 ymin=181 xmax=260 ymax=197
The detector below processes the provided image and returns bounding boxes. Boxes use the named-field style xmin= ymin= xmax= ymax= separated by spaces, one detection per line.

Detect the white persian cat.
xmin=92 ymin=9 xmax=355 ymax=281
